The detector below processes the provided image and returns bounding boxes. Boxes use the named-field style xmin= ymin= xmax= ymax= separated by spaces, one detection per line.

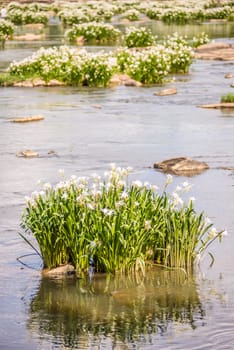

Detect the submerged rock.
xmin=154 ymin=157 xmax=209 ymax=176
xmin=16 ymin=149 xmax=39 ymax=158
xmin=42 ymin=264 xmax=75 ymax=277
xmin=10 ymin=115 xmax=44 ymax=123
xmin=225 ymin=73 xmax=233 ymax=79
xmin=154 ymin=88 xmax=177 ymax=96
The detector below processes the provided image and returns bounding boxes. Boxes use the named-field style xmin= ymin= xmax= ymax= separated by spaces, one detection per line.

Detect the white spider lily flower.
xmin=132 ymin=180 xmax=143 ymax=188
xmin=101 ymin=208 xmax=115 ymax=216
xmin=189 ymin=196 xmax=196 ymax=203
xmin=166 ymin=174 xmax=173 ymax=185
xmin=221 ymin=230 xmax=228 ymax=237
xmin=172 ymin=192 xmax=183 ymax=207
xmin=182 ymin=181 xmax=193 ymax=192
xmin=121 ymin=191 xmax=129 ymax=200
xmin=43 ymin=182 xmax=52 ymax=190
xmin=58 ymin=168 xmax=65 ymax=177
xmin=144 ymin=220 xmax=151 ymax=231
xmin=209 ymin=227 xmax=218 ymax=238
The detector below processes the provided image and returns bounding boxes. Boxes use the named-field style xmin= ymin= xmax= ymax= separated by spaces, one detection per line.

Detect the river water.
xmin=0 ymin=21 xmax=234 ymax=349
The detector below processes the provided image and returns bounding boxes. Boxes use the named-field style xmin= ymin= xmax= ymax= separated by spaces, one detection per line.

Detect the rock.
xmin=13 ymin=33 xmax=46 ymax=41
xmin=13 ymin=79 xmax=34 ymax=87
xmin=231 ymin=83 xmax=234 ymax=88
xmin=154 ymin=157 xmax=209 ymax=176
xmin=23 ymin=23 xmax=45 ymax=30
xmin=32 ymin=78 xmax=46 ymax=87
xmin=154 ymin=88 xmax=177 ymax=96
xmin=194 ymin=42 xmax=234 ymax=61
xmin=199 ymin=103 xmax=234 ymax=109
xmin=42 ymin=264 xmax=75 ymax=277
xmin=10 ymin=115 xmax=44 ymax=123
xmin=47 ymin=79 xmax=66 ymax=86
xmin=124 ymin=79 xmax=142 ymax=87
xmin=225 ymin=73 xmax=233 ymax=79
xmin=110 ymin=74 xmax=142 ymax=87
xmin=76 ymin=36 xmax=85 ymax=45
xmin=16 ymin=149 xmax=39 ymax=158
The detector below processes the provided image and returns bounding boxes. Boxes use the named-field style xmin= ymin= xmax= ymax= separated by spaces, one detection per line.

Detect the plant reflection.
xmin=28 ymin=269 xmax=205 ymax=349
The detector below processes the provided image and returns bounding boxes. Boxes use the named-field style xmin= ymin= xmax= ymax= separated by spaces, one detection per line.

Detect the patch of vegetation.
xmin=20 ymin=165 xmax=224 ymax=274
xmin=221 ymin=93 xmax=234 ymax=103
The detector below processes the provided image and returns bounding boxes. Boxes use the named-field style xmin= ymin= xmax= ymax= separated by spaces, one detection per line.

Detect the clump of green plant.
xmin=124 ymin=9 xmax=141 ymax=21
xmin=8 ymin=46 xmax=117 ymax=87
xmin=124 ymin=26 xmax=156 ymax=48
xmin=65 ymin=22 xmax=121 ymax=43
xmin=6 ymin=7 xmax=48 ymax=25
xmin=121 ymin=46 xmax=171 ymax=84
xmin=191 ymin=32 xmax=210 ymax=48
xmin=0 ymin=19 xmax=14 ymax=43
xmin=20 ymin=165 xmax=225 ymax=274
xmin=164 ymin=33 xmax=193 ymax=73
xmin=221 ymin=93 xmax=234 ymax=103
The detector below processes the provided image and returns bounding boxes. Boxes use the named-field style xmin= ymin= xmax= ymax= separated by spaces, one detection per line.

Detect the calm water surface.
xmin=0 ymin=22 xmax=234 ymax=350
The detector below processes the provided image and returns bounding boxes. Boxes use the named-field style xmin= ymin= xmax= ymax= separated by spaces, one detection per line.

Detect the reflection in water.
xmin=28 ymin=269 xmax=204 ymax=349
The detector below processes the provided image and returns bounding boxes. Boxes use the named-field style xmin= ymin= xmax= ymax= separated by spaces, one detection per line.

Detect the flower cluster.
xmin=0 ymin=19 xmax=14 ymax=42
xmin=6 ymin=5 xmax=48 ymax=25
xmin=65 ymin=22 xmax=121 ymax=43
xmin=124 ymin=9 xmax=141 ymax=21
xmin=21 ymin=164 xmax=225 ymax=273
xmin=124 ymin=26 xmax=156 ymax=48
xmin=8 ymin=46 xmax=117 ymax=87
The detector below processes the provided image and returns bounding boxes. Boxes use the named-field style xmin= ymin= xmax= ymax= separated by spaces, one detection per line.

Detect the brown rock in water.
xmin=225 ymin=73 xmax=233 ymax=79
xmin=16 ymin=149 xmax=39 ymax=158
xmin=10 ymin=115 xmax=44 ymax=123
xmin=42 ymin=264 xmax=75 ymax=277
xmin=13 ymin=33 xmax=46 ymax=41
xmin=47 ymin=79 xmax=66 ymax=86
xmin=199 ymin=103 xmax=234 ymax=109
xmin=194 ymin=42 xmax=234 ymax=61
xmin=110 ymin=74 xmax=142 ymax=87
xmin=154 ymin=157 xmax=209 ymax=176
xmin=154 ymin=88 xmax=177 ymax=96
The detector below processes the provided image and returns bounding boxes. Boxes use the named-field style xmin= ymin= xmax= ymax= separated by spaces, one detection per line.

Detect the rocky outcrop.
xmin=194 ymin=42 xmax=234 ymax=61
xmin=199 ymin=103 xmax=234 ymax=109
xmin=110 ymin=74 xmax=142 ymax=87
xmin=10 ymin=115 xmax=44 ymax=123
xmin=16 ymin=149 xmax=39 ymax=158
xmin=13 ymin=33 xmax=46 ymax=41
xmin=42 ymin=264 xmax=75 ymax=278
xmin=154 ymin=157 xmax=209 ymax=176
xmin=154 ymin=88 xmax=177 ymax=96
xmin=13 ymin=78 xmax=66 ymax=87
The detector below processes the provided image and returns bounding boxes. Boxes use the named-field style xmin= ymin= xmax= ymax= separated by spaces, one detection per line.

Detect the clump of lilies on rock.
xmin=20 ymin=165 xmax=226 ymax=275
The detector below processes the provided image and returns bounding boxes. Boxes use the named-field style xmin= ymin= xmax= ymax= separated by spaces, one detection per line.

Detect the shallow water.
xmin=0 ymin=22 xmax=234 ymax=349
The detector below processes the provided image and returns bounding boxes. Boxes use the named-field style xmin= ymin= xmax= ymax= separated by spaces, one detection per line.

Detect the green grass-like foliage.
xmin=221 ymin=93 xmax=234 ymax=103
xmin=21 ymin=165 xmax=224 ymax=274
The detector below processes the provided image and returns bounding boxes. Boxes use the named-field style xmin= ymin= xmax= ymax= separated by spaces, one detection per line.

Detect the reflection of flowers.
xmin=28 ymin=270 xmax=204 ymax=349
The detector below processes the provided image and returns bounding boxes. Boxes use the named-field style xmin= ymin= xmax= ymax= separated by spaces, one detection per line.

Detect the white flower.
xmin=221 ymin=230 xmax=228 ymax=237
xmin=132 ymin=180 xmax=143 ymax=188
xmin=101 ymin=208 xmax=115 ymax=216
xmin=166 ymin=174 xmax=173 ymax=185
xmin=209 ymin=227 xmax=218 ymax=238
xmin=121 ymin=191 xmax=129 ymax=200
xmin=58 ymin=168 xmax=65 ymax=177
xmin=43 ymin=182 xmax=52 ymax=190
xmin=144 ymin=220 xmax=151 ymax=230
xmin=172 ymin=192 xmax=183 ymax=207
xmin=189 ymin=196 xmax=196 ymax=202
